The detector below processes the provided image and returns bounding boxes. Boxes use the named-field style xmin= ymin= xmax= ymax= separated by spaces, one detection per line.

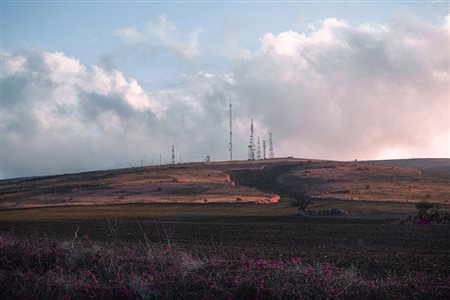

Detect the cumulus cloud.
xmin=115 ymin=15 xmax=202 ymax=61
xmin=233 ymin=15 xmax=449 ymax=160
xmin=1 ymin=14 xmax=449 ymax=178
xmin=1 ymin=51 xmax=233 ymax=178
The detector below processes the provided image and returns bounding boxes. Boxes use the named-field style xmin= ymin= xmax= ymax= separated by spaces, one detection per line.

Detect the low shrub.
xmin=0 ymin=234 xmax=448 ymax=299
xmin=290 ymin=194 xmax=314 ymax=212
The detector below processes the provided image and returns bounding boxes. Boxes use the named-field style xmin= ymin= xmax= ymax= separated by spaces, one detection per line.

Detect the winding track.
xmin=227 ymin=163 xmax=303 ymax=201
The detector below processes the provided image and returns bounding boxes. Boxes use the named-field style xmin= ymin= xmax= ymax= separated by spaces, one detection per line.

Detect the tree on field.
xmin=290 ymin=193 xmax=314 ymax=213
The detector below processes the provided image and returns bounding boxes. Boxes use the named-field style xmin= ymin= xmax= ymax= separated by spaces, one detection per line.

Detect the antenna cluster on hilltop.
xmin=246 ymin=119 xmax=275 ymax=161
xmin=227 ymin=96 xmax=275 ymax=161
xmin=155 ymin=96 xmax=275 ymax=166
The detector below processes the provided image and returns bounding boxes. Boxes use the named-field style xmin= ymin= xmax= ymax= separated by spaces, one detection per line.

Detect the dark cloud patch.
xmin=97 ymin=55 xmax=117 ymax=71
xmin=2 ymin=76 xmax=29 ymax=108
xmin=79 ymin=92 xmax=136 ymax=120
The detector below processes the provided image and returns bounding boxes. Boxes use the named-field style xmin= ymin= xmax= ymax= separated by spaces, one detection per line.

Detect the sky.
xmin=1 ymin=1 xmax=449 ymax=179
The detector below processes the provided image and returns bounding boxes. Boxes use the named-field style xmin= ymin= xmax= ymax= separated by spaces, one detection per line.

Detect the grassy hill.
xmin=1 ymin=158 xmax=449 ymax=213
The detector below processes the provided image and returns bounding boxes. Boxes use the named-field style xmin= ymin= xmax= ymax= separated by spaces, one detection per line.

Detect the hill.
xmin=279 ymin=159 xmax=450 ymax=204
xmin=1 ymin=158 xmax=449 ymax=211
xmin=1 ymin=158 xmax=449 ymax=300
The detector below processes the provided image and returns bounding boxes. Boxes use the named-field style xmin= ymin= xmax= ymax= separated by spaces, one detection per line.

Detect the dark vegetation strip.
xmin=227 ymin=163 xmax=301 ymax=200
xmin=0 ymin=233 xmax=449 ymax=300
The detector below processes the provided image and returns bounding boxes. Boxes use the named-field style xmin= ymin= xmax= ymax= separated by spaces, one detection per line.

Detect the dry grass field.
xmin=0 ymin=160 xmax=282 ymax=210
xmin=282 ymin=160 xmax=450 ymax=204
xmin=1 ymin=158 xmax=449 ymax=212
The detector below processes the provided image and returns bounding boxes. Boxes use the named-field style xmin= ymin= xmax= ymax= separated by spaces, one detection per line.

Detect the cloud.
xmin=114 ymin=27 xmax=146 ymax=45
xmin=2 ymin=14 xmax=449 ymax=178
xmin=114 ymin=15 xmax=202 ymax=61
xmin=1 ymin=52 xmax=27 ymax=76
xmin=1 ymin=51 xmax=162 ymax=178
xmin=1 ymin=51 xmax=233 ymax=178
xmin=232 ymin=15 xmax=449 ymax=160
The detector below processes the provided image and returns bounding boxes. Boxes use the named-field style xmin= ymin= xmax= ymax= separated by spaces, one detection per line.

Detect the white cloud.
xmin=232 ymin=16 xmax=449 ymax=160
xmin=44 ymin=52 xmax=86 ymax=76
xmin=114 ymin=27 xmax=145 ymax=45
xmin=1 ymin=51 xmax=233 ymax=178
xmin=115 ymin=15 xmax=202 ymax=61
xmin=1 ymin=51 xmax=165 ymax=177
xmin=2 ymin=14 xmax=449 ymax=178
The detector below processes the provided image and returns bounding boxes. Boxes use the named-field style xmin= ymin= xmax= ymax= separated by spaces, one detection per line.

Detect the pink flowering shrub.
xmin=0 ymin=233 xmax=448 ymax=299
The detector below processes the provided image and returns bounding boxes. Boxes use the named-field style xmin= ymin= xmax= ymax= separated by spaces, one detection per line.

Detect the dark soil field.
xmin=2 ymin=214 xmax=449 ymax=278
xmin=1 ymin=158 xmax=449 ymax=299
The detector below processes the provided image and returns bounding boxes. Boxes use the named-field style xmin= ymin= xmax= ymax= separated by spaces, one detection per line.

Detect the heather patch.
xmin=0 ymin=234 xmax=448 ymax=299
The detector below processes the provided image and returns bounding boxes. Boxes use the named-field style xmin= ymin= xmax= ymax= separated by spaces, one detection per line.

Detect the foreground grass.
xmin=0 ymin=233 xmax=448 ymax=300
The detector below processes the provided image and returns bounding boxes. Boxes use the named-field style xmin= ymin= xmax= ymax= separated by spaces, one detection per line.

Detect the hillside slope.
xmin=1 ymin=158 xmax=449 ymax=210
xmin=279 ymin=159 xmax=450 ymax=204
xmin=0 ymin=160 xmax=285 ymax=209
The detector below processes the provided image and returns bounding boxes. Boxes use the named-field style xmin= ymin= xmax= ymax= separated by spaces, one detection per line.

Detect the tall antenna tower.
xmin=256 ymin=136 xmax=261 ymax=160
xmin=269 ymin=132 xmax=274 ymax=159
xmin=262 ymin=140 xmax=267 ymax=159
xmin=171 ymin=145 xmax=175 ymax=165
xmin=247 ymin=119 xmax=255 ymax=160
xmin=229 ymin=96 xmax=232 ymax=161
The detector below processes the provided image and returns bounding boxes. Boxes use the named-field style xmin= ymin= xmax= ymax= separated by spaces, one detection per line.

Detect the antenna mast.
xmin=269 ymin=132 xmax=274 ymax=159
xmin=248 ymin=119 xmax=255 ymax=160
xmin=171 ymin=145 xmax=175 ymax=165
xmin=262 ymin=140 xmax=267 ymax=159
xmin=256 ymin=136 xmax=261 ymax=160
xmin=229 ymin=96 xmax=232 ymax=161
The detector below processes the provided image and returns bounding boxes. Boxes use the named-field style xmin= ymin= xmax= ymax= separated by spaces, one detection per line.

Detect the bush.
xmin=402 ymin=203 xmax=449 ymax=225
xmin=290 ymin=194 xmax=313 ymax=212
xmin=0 ymin=234 xmax=449 ymax=299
